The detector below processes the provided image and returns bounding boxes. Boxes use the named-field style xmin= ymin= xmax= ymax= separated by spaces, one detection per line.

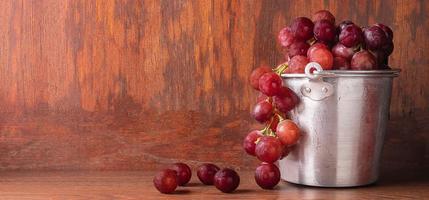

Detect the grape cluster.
xmin=278 ymin=10 xmax=394 ymax=72
xmin=246 ymin=62 xmax=301 ymax=189
xmin=153 ymin=162 xmax=240 ymax=194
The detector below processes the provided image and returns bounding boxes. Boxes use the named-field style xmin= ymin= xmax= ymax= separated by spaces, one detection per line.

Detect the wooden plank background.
xmin=0 ymin=0 xmax=427 ymax=171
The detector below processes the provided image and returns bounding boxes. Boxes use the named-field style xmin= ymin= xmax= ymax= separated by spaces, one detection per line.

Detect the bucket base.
xmin=281 ymin=178 xmax=378 ymax=188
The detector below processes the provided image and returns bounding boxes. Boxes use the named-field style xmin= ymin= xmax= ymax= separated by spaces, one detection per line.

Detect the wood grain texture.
xmin=0 ymin=0 xmax=427 ymax=170
xmin=0 ymin=170 xmax=427 ymax=199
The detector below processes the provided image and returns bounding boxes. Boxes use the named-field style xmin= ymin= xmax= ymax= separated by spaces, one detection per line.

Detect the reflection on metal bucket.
xmin=278 ymin=62 xmax=399 ymax=187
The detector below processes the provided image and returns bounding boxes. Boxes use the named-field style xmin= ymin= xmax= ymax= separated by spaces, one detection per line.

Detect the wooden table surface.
xmin=0 ymin=170 xmax=427 ymax=200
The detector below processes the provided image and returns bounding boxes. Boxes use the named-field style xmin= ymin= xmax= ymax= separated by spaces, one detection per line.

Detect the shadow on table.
xmin=376 ymin=168 xmax=429 ymax=187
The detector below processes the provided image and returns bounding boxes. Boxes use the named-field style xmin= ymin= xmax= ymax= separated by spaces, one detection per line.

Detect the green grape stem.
xmin=273 ymin=63 xmax=288 ymax=75
xmin=353 ymin=44 xmax=362 ymax=52
xmin=276 ymin=113 xmax=285 ymax=121
xmin=260 ymin=116 xmax=278 ymax=137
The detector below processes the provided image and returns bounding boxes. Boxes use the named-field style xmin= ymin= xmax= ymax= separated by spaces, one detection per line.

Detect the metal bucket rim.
xmin=281 ymin=68 xmax=400 ymax=78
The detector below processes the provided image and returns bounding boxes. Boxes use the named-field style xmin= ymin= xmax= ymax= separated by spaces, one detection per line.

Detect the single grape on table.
xmin=153 ymin=169 xmax=178 ymax=194
xmin=214 ymin=168 xmax=240 ymax=193
xmin=197 ymin=163 xmax=220 ymax=185
xmin=254 ymin=163 xmax=281 ymax=189
xmin=169 ymin=163 xmax=192 ymax=186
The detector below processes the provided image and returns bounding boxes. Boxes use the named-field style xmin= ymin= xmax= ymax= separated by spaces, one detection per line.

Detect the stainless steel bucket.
xmin=278 ymin=62 xmax=400 ymax=187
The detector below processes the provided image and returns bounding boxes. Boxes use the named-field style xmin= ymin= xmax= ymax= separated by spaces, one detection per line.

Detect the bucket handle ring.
xmin=304 ymin=62 xmax=336 ymax=79
xmin=301 ymin=62 xmax=335 ymax=101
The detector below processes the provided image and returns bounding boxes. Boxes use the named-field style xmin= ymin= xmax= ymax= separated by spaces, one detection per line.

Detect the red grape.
xmin=280 ymin=146 xmax=291 ymax=159
xmin=243 ymin=130 xmax=262 ymax=156
xmin=372 ymin=50 xmax=389 ymax=69
xmin=256 ymin=92 xmax=268 ymax=103
xmin=214 ymin=168 xmax=240 ymax=193
xmin=252 ymin=101 xmax=274 ymax=123
xmin=255 ymin=136 xmax=283 ymax=163
xmin=153 ymin=169 xmax=178 ymax=194
xmin=312 ymin=10 xmax=335 ymax=24
xmin=286 ymin=55 xmax=309 ymax=73
xmin=350 ymin=50 xmax=377 ymax=70
xmin=254 ymin=163 xmax=281 ymax=189
xmin=314 ymin=20 xmax=337 ymax=43
xmin=309 ymin=48 xmax=334 ymax=70
xmin=364 ymin=26 xmax=388 ymax=50
xmin=339 ymin=24 xmax=363 ymax=47
xmin=333 ymin=56 xmax=351 ymax=70
xmin=317 ymin=40 xmax=334 ymax=48
xmin=290 ymin=17 xmax=314 ymax=41
xmin=278 ymin=27 xmax=296 ymax=48
xmin=169 ymin=163 xmax=192 ymax=186
xmin=288 ymin=41 xmax=310 ymax=58
xmin=276 ymin=120 xmax=300 ymax=146
xmin=374 ymin=23 xmax=393 ymax=40
xmin=332 ymin=43 xmax=356 ymax=60
xmin=197 ymin=163 xmax=220 ymax=185
xmin=249 ymin=66 xmax=272 ymax=90
xmin=258 ymin=72 xmax=283 ymax=96
xmin=382 ymin=41 xmax=394 ymax=56
xmin=338 ymin=20 xmax=354 ymax=32
xmin=307 ymin=43 xmax=328 ymax=58
xmin=273 ymin=87 xmax=298 ymax=113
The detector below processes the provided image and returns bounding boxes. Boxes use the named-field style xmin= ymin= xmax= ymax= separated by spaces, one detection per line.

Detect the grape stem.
xmin=307 ymin=37 xmax=317 ymax=45
xmin=260 ymin=126 xmax=269 ymax=136
xmin=273 ymin=63 xmax=288 ymax=75
xmin=264 ymin=97 xmax=273 ymax=103
xmin=353 ymin=44 xmax=362 ymax=52
xmin=276 ymin=113 xmax=285 ymax=121
xmin=260 ymin=118 xmax=277 ymax=137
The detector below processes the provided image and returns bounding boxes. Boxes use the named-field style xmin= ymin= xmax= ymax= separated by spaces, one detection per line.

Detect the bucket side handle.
xmin=300 ymin=62 xmax=335 ymax=101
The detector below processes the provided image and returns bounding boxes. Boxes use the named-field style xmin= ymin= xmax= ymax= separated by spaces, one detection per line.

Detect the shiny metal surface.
xmin=278 ymin=63 xmax=399 ymax=187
